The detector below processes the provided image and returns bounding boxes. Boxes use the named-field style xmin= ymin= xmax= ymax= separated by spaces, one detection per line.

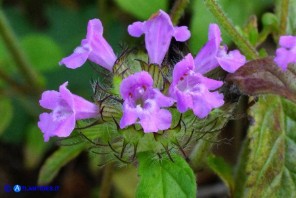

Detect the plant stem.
xmin=170 ymin=0 xmax=190 ymax=25
xmin=0 ymin=9 xmax=43 ymax=94
xmin=233 ymin=138 xmax=250 ymax=197
xmin=256 ymin=27 xmax=271 ymax=47
xmin=204 ymin=0 xmax=259 ymax=60
xmin=189 ymin=139 xmax=212 ymax=170
xmin=279 ymin=0 xmax=289 ymax=36
xmin=99 ymin=163 xmax=113 ymax=198
xmin=0 ymin=67 xmax=30 ymax=95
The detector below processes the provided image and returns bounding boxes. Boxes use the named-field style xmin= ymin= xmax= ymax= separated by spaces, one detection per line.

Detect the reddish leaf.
xmin=226 ymin=57 xmax=296 ymax=102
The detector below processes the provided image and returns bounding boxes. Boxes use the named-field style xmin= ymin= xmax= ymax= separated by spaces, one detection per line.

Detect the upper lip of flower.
xmin=127 ymin=9 xmax=191 ymax=65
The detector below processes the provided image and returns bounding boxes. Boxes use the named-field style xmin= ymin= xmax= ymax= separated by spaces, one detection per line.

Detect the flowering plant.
xmin=33 ymin=1 xmax=296 ymax=197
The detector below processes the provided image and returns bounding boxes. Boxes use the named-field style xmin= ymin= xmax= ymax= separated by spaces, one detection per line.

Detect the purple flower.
xmin=38 ymin=82 xmax=99 ymax=141
xmin=274 ymin=35 xmax=296 ymax=71
xmin=170 ymin=54 xmax=224 ymax=118
xmin=59 ymin=19 xmax=117 ymax=71
xmin=120 ymin=71 xmax=174 ymax=132
xmin=128 ymin=10 xmax=190 ymax=65
xmin=194 ymin=24 xmax=246 ymax=74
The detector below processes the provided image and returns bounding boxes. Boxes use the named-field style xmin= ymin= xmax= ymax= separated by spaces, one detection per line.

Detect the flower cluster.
xmin=38 ymin=10 xmax=246 ymax=141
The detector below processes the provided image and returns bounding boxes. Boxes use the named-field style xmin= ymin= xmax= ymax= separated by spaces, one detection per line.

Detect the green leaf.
xmin=206 ymin=155 xmax=234 ymax=193
xmin=235 ymin=95 xmax=296 ymax=197
xmin=112 ymin=75 xmax=122 ymax=95
xmin=78 ymin=122 xmax=118 ymax=142
xmin=136 ymin=152 xmax=196 ymax=198
xmin=21 ymin=34 xmax=63 ymax=72
xmin=0 ymin=98 xmax=13 ymax=136
xmin=24 ymin=124 xmax=50 ymax=169
xmin=38 ymin=143 xmax=85 ymax=185
xmin=114 ymin=0 xmax=168 ymax=20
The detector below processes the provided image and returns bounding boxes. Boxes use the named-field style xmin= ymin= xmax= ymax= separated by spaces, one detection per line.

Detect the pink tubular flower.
xmin=59 ymin=19 xmax=117 ymax=71
xmin=128 ymin=10 xmax=191 ymax=65
xmin=38 ymin=82 xmax=99 ymax=141
xmin=194 ymin=24 xmax=246 ymax=74
xmin=274 ymin=35 xmax=296 ymax=71
xmin=120 ymin=71 xmax=174 ymax=132
xmin=170 ymin=54 xmax=224 ymax=118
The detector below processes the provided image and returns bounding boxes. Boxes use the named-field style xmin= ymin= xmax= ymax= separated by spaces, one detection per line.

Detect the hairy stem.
xmin=170 ymin=0 xmax=190 ymax=25
xmin=0 ymin=9 xmax=43 ymax=94
xmin=279 ymin=0 xmax=289 ymax=36
xmin=204 ymin=0 xmax=259 ymax=60
xmin=99 ymin=164 xmax=113 ymax=198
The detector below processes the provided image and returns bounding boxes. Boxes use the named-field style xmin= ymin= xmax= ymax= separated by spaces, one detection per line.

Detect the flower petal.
xmin=144 ymin=10 xmax=174 ymax=64
xmin=139 ymin=109 xmax=172 ymax=132
xmin=128 ymin=21 xmax=145 ymax=37
xmin=86 ymin=19 xmax=116 ymax=70
xmin=274 ymin=35 xmax=296 ymax=71
xmin=128 ymin=10 xmax=190 ymax=65
xmin=120 ymin=71 xmax=153 ymax=100
xmin=192 ymin=91 xmax=224 ymax=118
xmin=39 ymin=90 xmax=60 ymax=110
xmin=59 ymin=82 xmax=74 ymax=110
xmin=216 ymin=48 xmax=246 ymax=73
xmin=38 ymin=113 xmax=75 ymax=142
xmin=208 ymin=24 xmax=221 ymax=47
xmin=86 ymin=19 xmax=104 ymax=40
xmin=279 ymin=35 xmax=296 ymax=49
xmin=194 ymin=39 xmax=219 ymax=74
xmin=119 ymin=71 xmax=173 ymax=132
xmin=274 ymin=48 xmax=295 ymax=71
xmin=194 ymin=24 xmax=227 ymax=74
xmin=175 ymin=90 xmax=192 ymax=113
xmin=174 ymin=26 xmax=191 ymax=42
xmin=120 ymin=102 xmax=139 ymax=129
xmin=60 ymin=19 xmax=116 ymax=71
xmin=59 ymin=46 xmax=90 ymax=69
xmin=73 ymin=95 xmax=99 ymax=120
xmin=154 ymin=89 xmax=175 ymax=107
xmin=199 ymin=74 xmax=223 ymax=90
xmin=172 ymin=53 xmax=195 ymax=85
